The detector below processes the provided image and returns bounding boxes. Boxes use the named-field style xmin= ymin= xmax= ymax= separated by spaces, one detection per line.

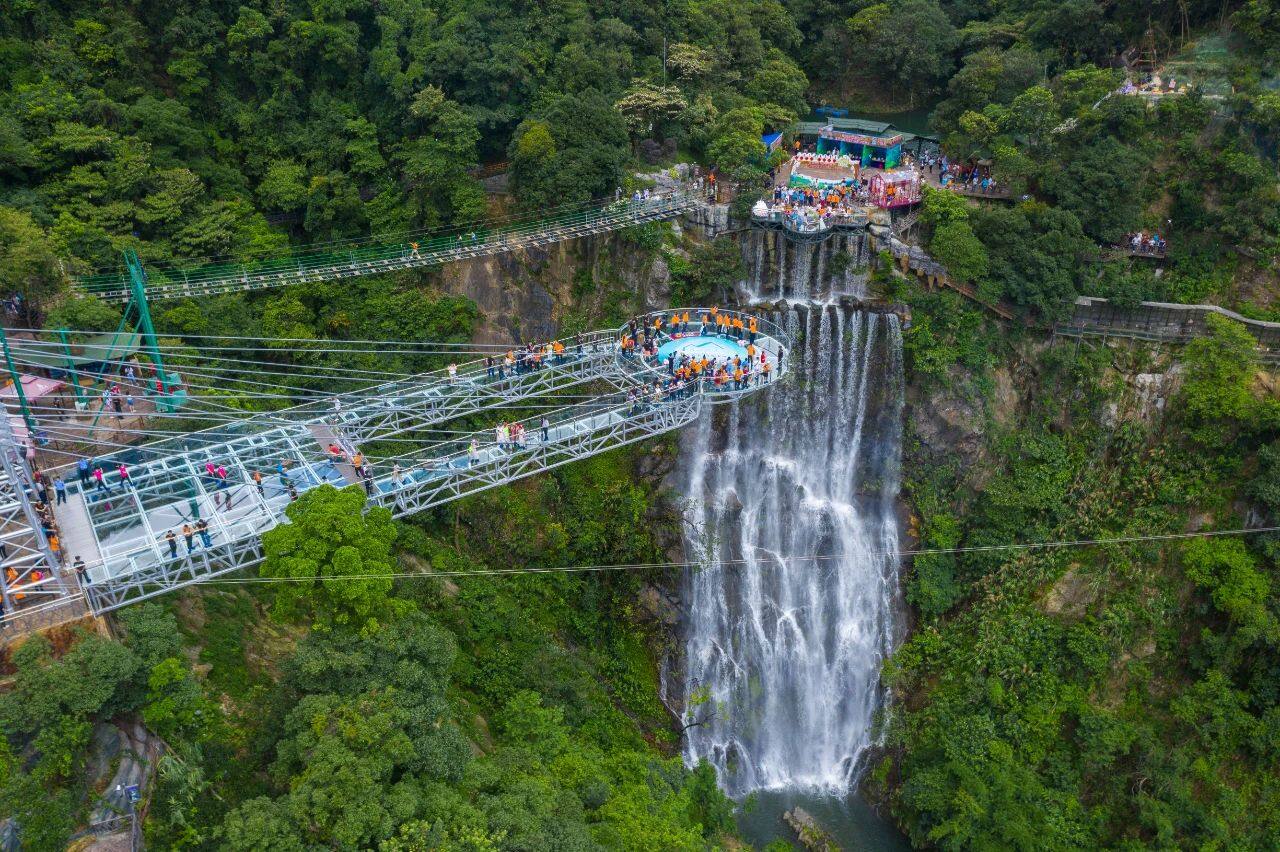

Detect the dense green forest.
xmin=2 ymin=0 xmax=1278 ymax=324
xmin=2 ymin=0 xmax=1280 ymax=850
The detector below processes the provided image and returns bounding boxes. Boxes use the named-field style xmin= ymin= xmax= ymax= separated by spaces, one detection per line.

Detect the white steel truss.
xmin=0 ymin=413 xmax=86 ymax=632
xmin=80 ymin=390 xmax=706 ymax=613
xmin=6 ymin=312 xmax=790 ymax=628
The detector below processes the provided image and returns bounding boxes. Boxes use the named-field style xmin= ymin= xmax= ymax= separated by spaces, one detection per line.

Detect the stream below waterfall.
xmin=674 ymin=230 xmax=909 ymax=846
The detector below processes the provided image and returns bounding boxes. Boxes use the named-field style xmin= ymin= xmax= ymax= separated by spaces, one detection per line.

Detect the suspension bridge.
xmin=0 ymin=307 xmax=788 ymax=636
xmin=71 ymin=190 xmax=699 ymax=303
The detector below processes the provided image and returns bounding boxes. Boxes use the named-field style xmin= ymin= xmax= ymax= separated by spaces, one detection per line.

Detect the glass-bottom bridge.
xmin=1 ymin=311 xmax=789 ymax=626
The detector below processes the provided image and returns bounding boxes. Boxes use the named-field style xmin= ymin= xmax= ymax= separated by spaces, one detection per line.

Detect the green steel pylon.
xmin=55 ymin=328 xmax=88 ymax=408
xmin=123 ymin=249 xmax=185 ymax=412
xmin=0 ymin=325 xmax=37 ymax=436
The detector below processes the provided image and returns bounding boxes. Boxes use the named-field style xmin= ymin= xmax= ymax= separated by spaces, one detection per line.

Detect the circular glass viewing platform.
xmin=750 ymin=203 xmax=869 ymax=239
xmin=616 ymin=308 xmax=790 ymax=400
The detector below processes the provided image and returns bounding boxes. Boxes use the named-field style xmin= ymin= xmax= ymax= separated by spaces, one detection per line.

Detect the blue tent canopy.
xmin=762 ymin=132 xmax=783 ymax=151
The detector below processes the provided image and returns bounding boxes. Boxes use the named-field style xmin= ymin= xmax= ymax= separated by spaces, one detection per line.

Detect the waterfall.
xmin=679 ymin=303 xmax=904 ymax=796
xmin=738 ymin=230 xmax=871 ymax=305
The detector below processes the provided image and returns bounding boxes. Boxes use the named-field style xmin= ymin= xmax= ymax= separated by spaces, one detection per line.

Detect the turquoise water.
xmin=736 ymin=789 xmax=910 ymax=851
xmin=657 ymin=335 xmax=748 ymax=365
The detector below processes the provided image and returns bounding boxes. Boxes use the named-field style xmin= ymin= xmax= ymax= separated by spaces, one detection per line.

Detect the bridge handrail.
xmin=619 ymin=308 xmax=792 ymax=396
xmin=73 ymin=191 xmax=698 ymax=299
xmin=73 ymin=382 xmax=709 ymax=603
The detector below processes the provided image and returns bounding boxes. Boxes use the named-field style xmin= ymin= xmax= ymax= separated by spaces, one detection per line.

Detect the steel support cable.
xmin=13 ymin=386 xmax=644 ymax=428
xmin=3 ymin=342 xmax=434 ymax=379
xmin=3 ymin=356 xmax=418 ymax=400
xmin=9 ymin=362 xmax=632 ymax=448
xmin=4 ymin=345 xmax=605 ymax=391
xmin=8 ymin=328 xmax=620 ymax=389
xmin=4 ymin=330 xmax=517 ymax=353
xmin=12 ymin=365 xmax=645 ymax=460
xmin=179 ymin=525 xmax=1280 ymax=585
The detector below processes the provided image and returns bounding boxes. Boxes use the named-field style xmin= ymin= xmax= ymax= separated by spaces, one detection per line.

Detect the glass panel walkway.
xmin=72 ymin=191 xmax=698 ymax=303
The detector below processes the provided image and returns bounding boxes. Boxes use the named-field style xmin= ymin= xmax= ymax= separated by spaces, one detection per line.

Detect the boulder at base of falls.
xmin=783 ymin=808 xmax=842 ymax=852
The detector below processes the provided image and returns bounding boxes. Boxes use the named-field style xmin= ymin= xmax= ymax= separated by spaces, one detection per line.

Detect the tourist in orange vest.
xmin=748 ymin=316 xmax=759 ymax=343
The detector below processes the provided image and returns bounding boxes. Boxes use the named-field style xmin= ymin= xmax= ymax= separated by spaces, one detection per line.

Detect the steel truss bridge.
xmin=72 ymin=191 xmax=699 ymax=303
xmin=0 ymin=312 xmax=788 ymax=634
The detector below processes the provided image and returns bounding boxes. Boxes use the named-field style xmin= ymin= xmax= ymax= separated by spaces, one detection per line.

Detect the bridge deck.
xmin=73 ymin=193 xmax=697 ymax=303
xmin=4 ymin=316 xmax=787 ymax=629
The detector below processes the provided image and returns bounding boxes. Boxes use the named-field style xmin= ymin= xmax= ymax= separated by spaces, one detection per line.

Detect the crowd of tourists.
xmin=1125 ymin=231 xmax=1168 ymax=255
xmin=918 ymin=154 xmax=1004 ymax=195
xmin=619 ymin=309 xmax=777 ymax=398
xmin=754 ymin=184 xmax=869 ymax=231
xmin=481 ymin=340 xmax=574 ymax=380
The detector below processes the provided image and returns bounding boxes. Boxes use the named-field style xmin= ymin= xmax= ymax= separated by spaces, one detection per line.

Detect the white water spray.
xmin=679 ymin=299 xmax=904 ymax=796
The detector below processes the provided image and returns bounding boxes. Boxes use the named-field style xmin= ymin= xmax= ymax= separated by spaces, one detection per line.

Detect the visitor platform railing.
xmin=6 ymin=311 xmax=787 ymax=623
xmin=619 ymin=308 xmax=791 ymax=397
xmin=72 ymin=191 xmax=699 ymax=303
xmin=751 ymin=207 xmax=869 ymax=236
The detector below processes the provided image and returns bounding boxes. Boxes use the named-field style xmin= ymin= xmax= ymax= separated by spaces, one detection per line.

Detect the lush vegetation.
xmin=2 ymin=447 xmax=738 ymax=850
xmin=3 ymin=0 xmax=1280 ymax=850
xmin=886 ymin=296 xmax=1280 ymax=847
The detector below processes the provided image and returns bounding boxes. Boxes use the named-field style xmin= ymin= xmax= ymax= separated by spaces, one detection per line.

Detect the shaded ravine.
xmin=678 ymin=261 xmax=905 ymax=796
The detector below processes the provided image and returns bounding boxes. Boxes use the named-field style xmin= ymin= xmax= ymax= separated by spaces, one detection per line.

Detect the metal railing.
xmin=9 ymin=310 xmax=788 ymax=620
xmin=618 ymin=308 xmax=791 ymax=397
xmin=73 ymin=192 xmax=699 ymax=303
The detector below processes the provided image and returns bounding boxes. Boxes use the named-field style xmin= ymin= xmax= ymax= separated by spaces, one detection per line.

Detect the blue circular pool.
xmin=657 ymin=334 xmax=749 ymax=365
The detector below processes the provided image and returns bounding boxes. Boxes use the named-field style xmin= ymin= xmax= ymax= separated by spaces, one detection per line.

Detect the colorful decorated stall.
xmin=816 ymin=125 xmax=904 ymax=169
xmin=869 ymin=170 xmax=921 ymax=208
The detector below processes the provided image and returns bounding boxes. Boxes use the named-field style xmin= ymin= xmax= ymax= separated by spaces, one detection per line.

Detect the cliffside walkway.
xmin=71 ymin=190 xmax=699 ymax=303
xmin=1 ymin=312 xmax=789 ymax=632
xmin=1055 ymin=297 xmax=1280 ymax=363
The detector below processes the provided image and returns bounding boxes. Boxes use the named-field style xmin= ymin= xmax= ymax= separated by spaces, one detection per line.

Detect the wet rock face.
xmin=906 ymin=366 xmax=987 ymax=471
xmin=436 ymin=230 xmax=677 ymax=345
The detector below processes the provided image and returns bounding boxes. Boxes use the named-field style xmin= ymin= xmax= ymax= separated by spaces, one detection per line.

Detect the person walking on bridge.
xmin=92 ymin=465 xmax=110 ymax=495
xmin=165 ymin=530 xmax=177 ymax=559
xmin=54 ymin=476 xmax=66 ymax=505
xmin=182 ymin=523 xmax=194 ymax=554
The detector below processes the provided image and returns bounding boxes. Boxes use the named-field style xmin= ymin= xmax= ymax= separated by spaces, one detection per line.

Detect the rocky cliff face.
xmin=428 ymin=207 xmax=729 ymax=345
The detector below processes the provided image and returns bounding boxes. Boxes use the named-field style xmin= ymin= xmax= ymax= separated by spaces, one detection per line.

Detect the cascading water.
xmin=679 ymin=301 xmax=905 ymax=797
xmin=738 ymin=230 xmax=870 ymax=304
